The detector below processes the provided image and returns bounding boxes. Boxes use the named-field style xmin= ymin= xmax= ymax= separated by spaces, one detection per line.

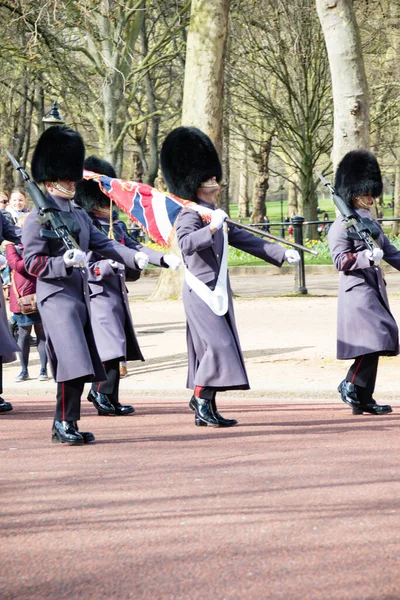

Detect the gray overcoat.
xmin=0 ymin=214 xmax=21 ymax=361
xmin=176 ymin=200 xmax=286 ymax=391
xmin=22 ymin=196 xmax=142 ymax=383
xmin=328 ymin=208 xmax=400 ymax=359
xmin=86 ymin=217 xmax=167 ymax=363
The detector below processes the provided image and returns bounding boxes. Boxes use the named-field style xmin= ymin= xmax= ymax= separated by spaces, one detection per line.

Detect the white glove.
xmin=285 ymin=249 xmax=301 ymax=264
xmin=210 ymin=208 xmax=228 ymax=232
xmin=365 ymin=248 xmax=384 ymax=264
xmin=134 ymin=251 xmax=149 ymax=270
xmin=109 ymin=260 xmax=124 ymax=270
xmin=0 ymin=255 xmax=6 ymax=268
xmin=163 ymin=254 xmax=182 ymax=271
xmin=63 ymin=248 xmax=86 ymax=267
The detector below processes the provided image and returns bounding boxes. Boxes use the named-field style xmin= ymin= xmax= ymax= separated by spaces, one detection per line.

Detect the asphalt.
xmin=2 ymin=266 xmax=400 ymax=599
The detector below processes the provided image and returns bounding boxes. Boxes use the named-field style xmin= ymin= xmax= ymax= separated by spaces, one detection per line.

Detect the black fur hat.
xmin=31 ymin=125 xmax=85 ymax=183
xmin=75 ymin=156 xmax=116 ymax=213
xmin=160 ymin=126 xmax=222 ymax=201
xmin=334 ymin=149 xmax=383 ymax=207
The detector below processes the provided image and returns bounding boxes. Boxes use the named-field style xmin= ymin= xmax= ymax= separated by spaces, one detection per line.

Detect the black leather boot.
xmin=189 ymin=395 xmax=219 ymax=427
xmin=211 ymin=398 xmax=238 ymax=427
xmin=52 ymin=420 xmax=84 ymax=445
xmin=337 ymin=380 xmax=361 ymax=408
xmin=112 ymin=401 xmax=135 ymax=416
xmin=51 ymin=421 xmax=95 ymax=443
xmin=352 ymin=399 xmax=392 ymax=415
xmin=87 ymin=389 xmax=116 ymax=415
xmin=0 ymin=397 xmax=13 ymax=413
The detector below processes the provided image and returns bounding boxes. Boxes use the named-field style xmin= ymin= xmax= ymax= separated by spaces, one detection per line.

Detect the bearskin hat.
xmin=31 ymin=125 xmax=85 ymax=183
xmin=160 ymin=126 xmax=222 ymax=201
xmin=334 ymin=149 xmax=383 ymax=207
xmin=75 ymin=156 xmax=116 ymax=213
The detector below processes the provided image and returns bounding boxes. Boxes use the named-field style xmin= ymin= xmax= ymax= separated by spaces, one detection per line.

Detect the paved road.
xmin=2 ymin=269 xmax=400 ymax=599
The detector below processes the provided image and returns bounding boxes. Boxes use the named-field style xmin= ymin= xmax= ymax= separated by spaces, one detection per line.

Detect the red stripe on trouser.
xmin=351 ymin=356 xmax=364 ymax=383
xmin=194 ymin=385 xmax=203 ymax=397
xmin=97 ymin=363 xmax=106 ymax=392
xmin=62 ymin=382 xmax=65 ymax=421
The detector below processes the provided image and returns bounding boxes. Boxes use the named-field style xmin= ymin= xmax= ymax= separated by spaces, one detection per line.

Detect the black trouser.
xmin=194 ymin=386 xmax=216 ymax=401
xmin=346 ymin=352 xmax=379 ymax=403
xmin=55 ymin=376 xmax=87 ymax=422
xmin=0 ymin=356 xmax=3 ymax=395
xmin=91 ymin=358 xmax=120 ymax=404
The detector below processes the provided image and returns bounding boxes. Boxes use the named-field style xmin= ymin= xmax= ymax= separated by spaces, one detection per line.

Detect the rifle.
xmin=6 ymin=151 xmax=84 ymax=260
xmin=316 ymin=171 xmax=380 ymax=252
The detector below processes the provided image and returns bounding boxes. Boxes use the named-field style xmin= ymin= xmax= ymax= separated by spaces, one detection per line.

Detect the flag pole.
xmin=225 ymin=219 xmax=318 ymax=256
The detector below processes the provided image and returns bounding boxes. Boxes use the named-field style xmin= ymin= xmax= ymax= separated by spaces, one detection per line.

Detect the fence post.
xmin=291 ymin=216 xmax=308 ymax=294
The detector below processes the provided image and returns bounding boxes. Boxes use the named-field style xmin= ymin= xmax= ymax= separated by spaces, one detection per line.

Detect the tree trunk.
xmin=250 ymin=136 xmax=272 ymax=223
xmin=140 ymin=16 xmax=159 ymax=187
xmin=182 ymin=0 xmax=230 ymax=154
xmin=316 ymin=0 xmax=370 ymax=170
xmin=238 ymin=139 xmax=249 ymax=219
xmin=152 ymin=0 xmax=230 ymax=300
xmin=288 ymin=180 xmax=298 ymax=218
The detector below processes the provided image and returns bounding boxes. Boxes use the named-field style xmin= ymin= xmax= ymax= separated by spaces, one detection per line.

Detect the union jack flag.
xmin=83 ymin=170 xmax=212 ymax=247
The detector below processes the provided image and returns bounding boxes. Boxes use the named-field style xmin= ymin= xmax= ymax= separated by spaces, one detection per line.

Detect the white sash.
xmin=184 ymin=226 xmax=229 ymax=316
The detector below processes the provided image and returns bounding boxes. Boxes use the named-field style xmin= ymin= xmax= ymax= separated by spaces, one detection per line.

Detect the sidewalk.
xmin=4 ymin=267 xmax=400 ymax=402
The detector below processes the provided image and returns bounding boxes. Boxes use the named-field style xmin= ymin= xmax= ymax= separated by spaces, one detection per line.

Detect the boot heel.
xmin=352 ymin=407 xmax=363 ymax=415
xmin=195 ymin=416 xmax=207 ymax=427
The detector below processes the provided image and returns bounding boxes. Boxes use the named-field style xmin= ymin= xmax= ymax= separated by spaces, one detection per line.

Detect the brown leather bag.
xmin=11 ymin=273 xmax=38 ymax=315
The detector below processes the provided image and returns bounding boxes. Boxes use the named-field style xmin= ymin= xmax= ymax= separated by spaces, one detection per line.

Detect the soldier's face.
xmin=197 ymin=177 xmax=220 ymax=203
xmin=45 ymin=180 xmax=76 ymax=199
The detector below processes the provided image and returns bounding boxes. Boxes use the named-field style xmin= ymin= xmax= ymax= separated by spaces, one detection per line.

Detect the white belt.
xmin=184 ymin=226 xmax=229 ymax=316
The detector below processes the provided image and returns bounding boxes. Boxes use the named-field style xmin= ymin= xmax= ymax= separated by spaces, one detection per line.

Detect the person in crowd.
xmin=160 ymin=126 xmax=300 ymax=428
xmin=328 ymin=149 xmax=400 ymax=415
xmin=0 ymin=212 xmax=21 ymax=413
xmin=75 ymin=155 xmax=181 ymax=417
xmin=22 ymin=125 xmax=154 ymax=446
xmin=0 ymin=191 xmax=9 ymax=211
xmin=6 ymin=215 xmax=48 ymax=382
xmin=6 ymin=188 xmax=29 ymax=224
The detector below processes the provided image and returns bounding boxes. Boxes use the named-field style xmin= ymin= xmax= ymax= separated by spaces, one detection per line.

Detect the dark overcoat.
xmin=22 ymin=196 xmax=141 ymax=382
xmin=86 ymin=216 xmax=166 ymax=363
xmin=328 ymin=208 xmax=400 ymax=359
xmin=176 ymin=200 xmax=286 ymax=390
xmin=0 ymin=214 xmax=21 ymax=361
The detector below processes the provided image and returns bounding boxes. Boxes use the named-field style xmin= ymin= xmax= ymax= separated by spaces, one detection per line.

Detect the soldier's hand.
xmin=210 ymin=209 xmax=228 ymax=233
xmin=63 ymin=248 xmax=86 ymax=267
xmin=365 ymin=248 xmax=384 ymax=264
xmin=134 ymin=251 xmax=149 ymax=270
xmin=284 ymin=249 xmax=301 ymax=264
xmin=163 ymin=254 xmax=182 ymax=271
xmin=109 ymin=260 xmax=124 ymax=270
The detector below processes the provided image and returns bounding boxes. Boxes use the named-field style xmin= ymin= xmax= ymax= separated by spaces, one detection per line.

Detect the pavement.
xmin=2 ymin=266 xmax=400 ymax=599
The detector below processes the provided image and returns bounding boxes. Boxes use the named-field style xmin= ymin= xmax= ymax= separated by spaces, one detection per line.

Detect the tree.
xmin=151 ymin=0 xmax=231 ymax=300
xmin=316 ymin=0 xmax=370 ymax=169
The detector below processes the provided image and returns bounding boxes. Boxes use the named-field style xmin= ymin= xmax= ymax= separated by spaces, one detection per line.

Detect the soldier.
xmin=160 ymin=126 xmax=300 ymax=427
xmin=75 ymin=156 xmax=181 ymax=416
xmin=22 ymin=125 xmax=151 ymax=445
xmin=0 ymin=213 xmax=21 ymax=413
xmin=328 ymin=149 xmax=400 ymax=415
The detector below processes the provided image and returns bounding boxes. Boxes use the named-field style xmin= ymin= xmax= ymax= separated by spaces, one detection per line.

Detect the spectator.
xmin=6 ymin=215 xmax=48 ymax=382
xmin=6 ymin=188 xmax=29 ymax=224
xmin=0 ymin=191 xmax=9 ymax=211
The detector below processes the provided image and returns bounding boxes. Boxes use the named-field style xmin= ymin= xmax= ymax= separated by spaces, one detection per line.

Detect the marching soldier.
xmin=328 ymin=149 xmax=400 ymax=415
xmin=160 ymin=126 xmax=300 ymax=427
xmin=0 ymin=213 xmax=21 ymax=413
xmin=22 ymin=125 xmax=152 ymax=445
xmin=75 ymin=156 xmax=181 ymax=416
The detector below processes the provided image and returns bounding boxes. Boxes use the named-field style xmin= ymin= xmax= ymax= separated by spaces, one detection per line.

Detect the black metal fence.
xmin=249 ymin=216 xmax=400 ymax=295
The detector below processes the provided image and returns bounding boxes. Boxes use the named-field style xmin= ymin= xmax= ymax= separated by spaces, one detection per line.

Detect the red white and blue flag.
xmin=83 ymin=170 xmax=212 ymax=248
